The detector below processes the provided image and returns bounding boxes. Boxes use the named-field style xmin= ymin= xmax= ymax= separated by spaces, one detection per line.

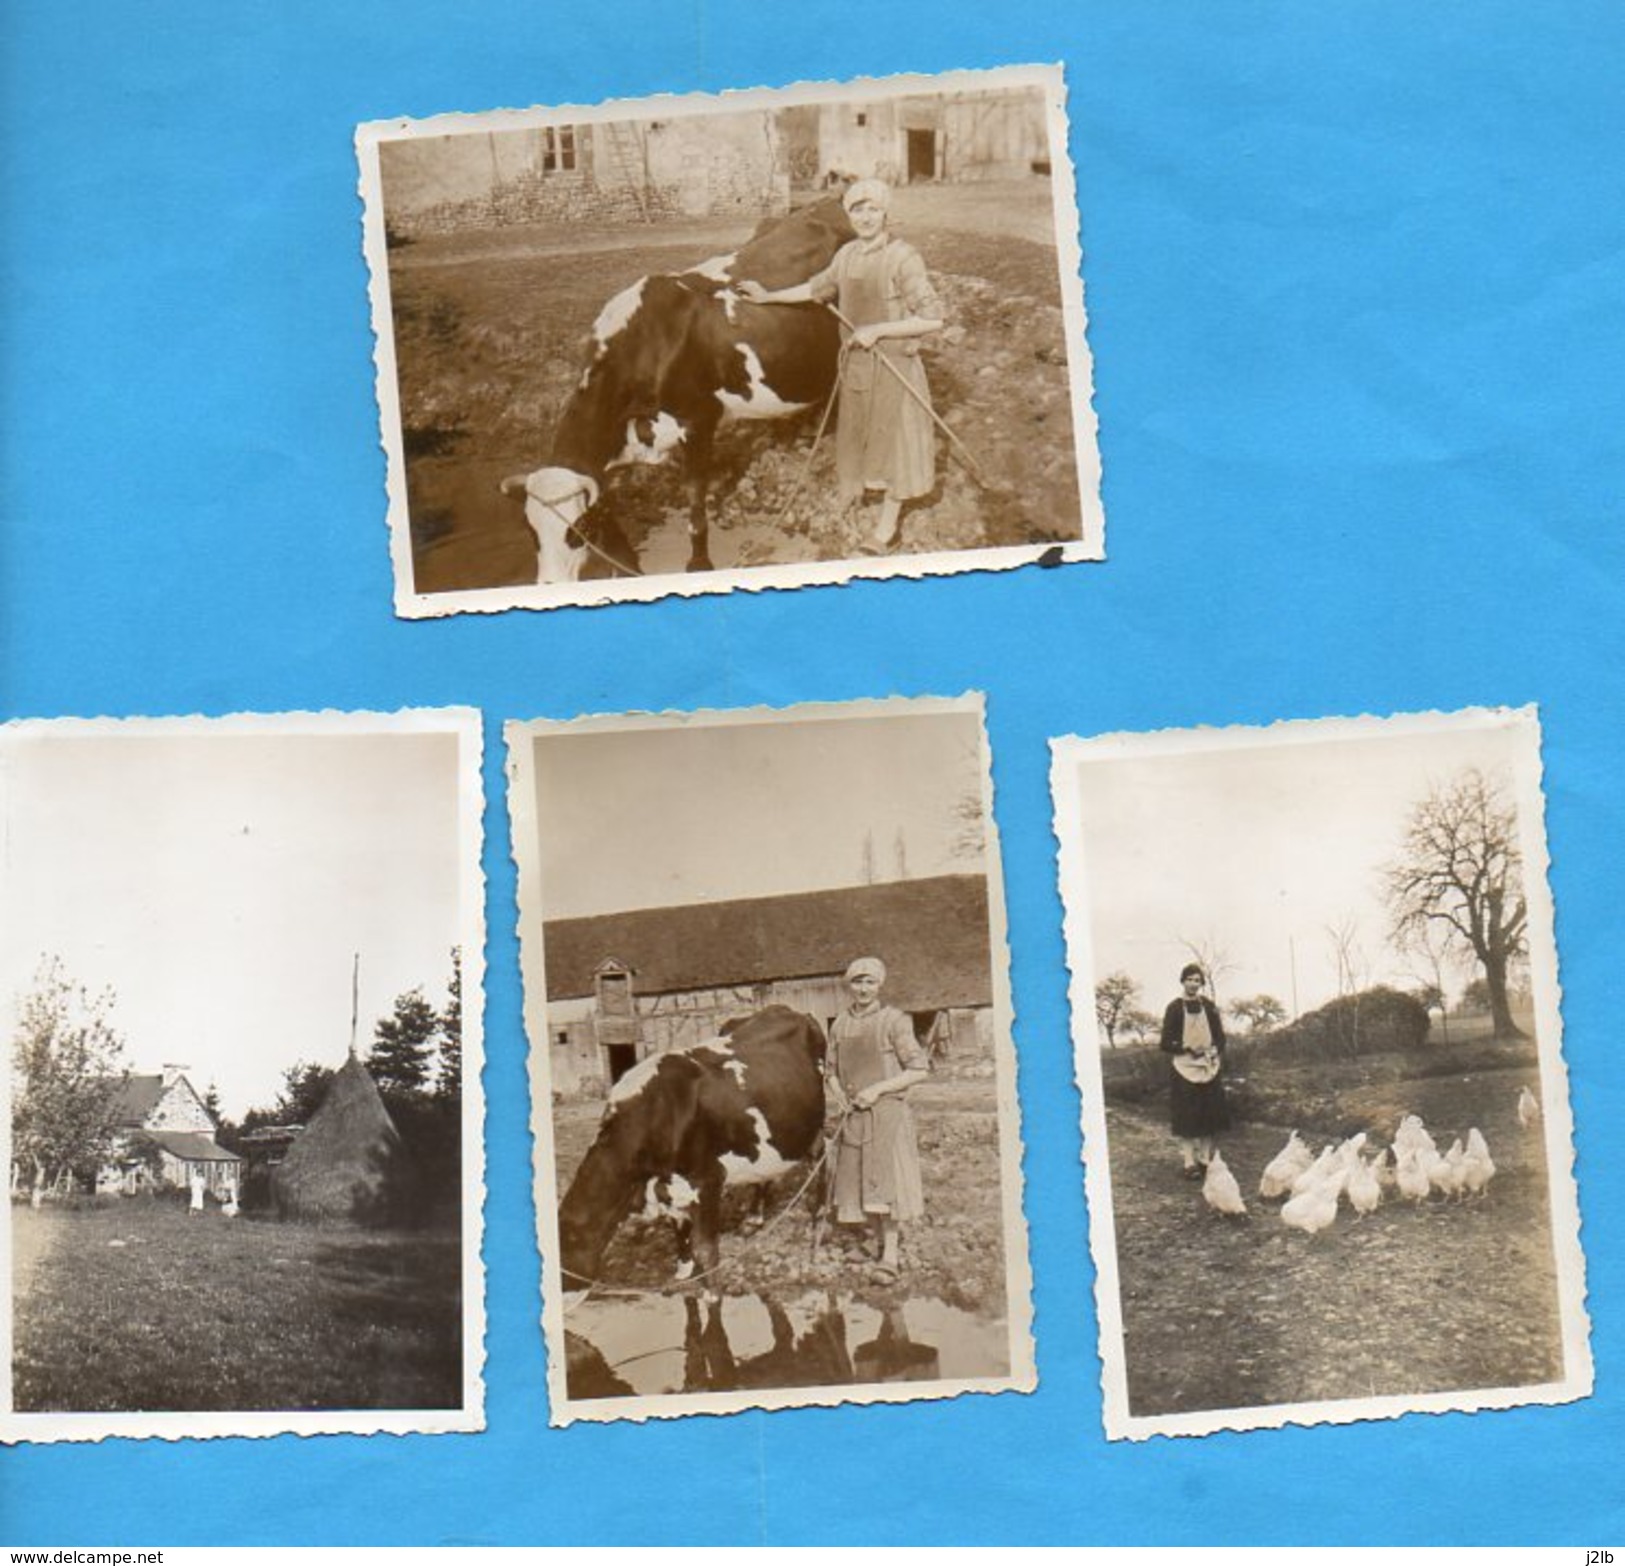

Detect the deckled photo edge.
xmin=1048 ymin=704 xmax=1590 ymax=1442
xmin=971 ymin=696 xmax=1039 ymax=1391
xmin=358 ymin=62 xmax=1101 ymax=620
xmin=507 ymin=692 xmax=1036 ymax=1425
xmin=352 ymin=130 xmax=419 ymax=622
xmin=1 ymin=707 xmax=488 ymax=1444
xmin=500 ymin=718 xmax=575 ymax=1428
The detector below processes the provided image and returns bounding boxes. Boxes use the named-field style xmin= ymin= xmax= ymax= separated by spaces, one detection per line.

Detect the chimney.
xmin=162 ymin=1063 xmax=189 ymax=1089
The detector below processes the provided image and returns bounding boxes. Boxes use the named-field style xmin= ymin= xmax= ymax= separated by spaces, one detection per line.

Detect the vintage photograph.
xmin=1052 ymin=707 xmax=1590 ymax=1440
xmin=360 ymin=64 xmax=1100 ymax=616
xmin=1 ymin=709 xmax=485 ymax=1442
xmin=508 ymin=694 xmax=1034 ymax=1423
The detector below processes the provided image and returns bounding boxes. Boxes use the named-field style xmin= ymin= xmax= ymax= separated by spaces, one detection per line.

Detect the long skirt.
xmin=835 ymin=348 xmax=936 ymax=503
xmin=834 ymin=1097 xmax=925 ymax=1222
xmin=1168 ymin=1069 xmax=1230 ymax=1138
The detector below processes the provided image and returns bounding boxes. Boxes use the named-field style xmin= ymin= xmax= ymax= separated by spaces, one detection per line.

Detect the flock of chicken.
xmin=1197 ymin=1085 xmax=1540 ymax=1234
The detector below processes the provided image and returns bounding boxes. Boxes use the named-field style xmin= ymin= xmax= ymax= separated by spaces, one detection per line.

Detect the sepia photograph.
xmin=360 ymin=64 xmax=1100 ymax=616
xmin=508 ymin=694 xmax=1034 ymax=1423
xmin=1051 ymin=707 xmax=1590 ymax=1439
xmin=1 ymin=709 xmax=486 ymax=1443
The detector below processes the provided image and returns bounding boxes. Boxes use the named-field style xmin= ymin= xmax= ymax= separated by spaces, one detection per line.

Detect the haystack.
xmin=271 ymin=1056 xmax=407 ymax=1222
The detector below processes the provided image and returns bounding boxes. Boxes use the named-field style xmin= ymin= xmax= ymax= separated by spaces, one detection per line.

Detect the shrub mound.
xmin=1264 ymin=986 xmax=1431 ymax=1061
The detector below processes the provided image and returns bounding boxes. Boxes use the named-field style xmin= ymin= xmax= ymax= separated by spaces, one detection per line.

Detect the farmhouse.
xmin=96 ymin=1065 xmax=240 ymax=1197
xmin=380 ymin=111 xmax=788 ymax=237
xmin=542 ymin=872 xmax=998 ymax=1099
xmin=783 ymin=86 xmax=1050 ymax=190
xmin=379 ymin=85 xmax=1051 ymax=240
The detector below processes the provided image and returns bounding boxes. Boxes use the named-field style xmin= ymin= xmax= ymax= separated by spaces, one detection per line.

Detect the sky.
xmin=531 ymin=705 xmax=987 ymax=920
xmin=1064 ymin=714 xmax=1540 ymax=1026
xmin=2 ymin=722 xmax=468 ymax=1118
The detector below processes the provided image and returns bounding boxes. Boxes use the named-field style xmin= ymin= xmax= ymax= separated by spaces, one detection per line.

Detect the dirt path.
xmin=1105 ymin=1063 xmax=1564 ymax=1419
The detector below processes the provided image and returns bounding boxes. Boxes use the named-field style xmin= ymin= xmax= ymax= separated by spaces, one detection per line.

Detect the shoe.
xmin=1181 ymin=1165 xmax=1203 ymax=1181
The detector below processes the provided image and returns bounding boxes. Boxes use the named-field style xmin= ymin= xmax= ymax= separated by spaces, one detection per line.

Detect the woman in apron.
xmin=1159 ymin=962 xmax=1230 ymax=1177
xmin=739 ymin=179 xmax=946 ymax=552
xmin=827 ymin=955 xmax=930 ymax=1283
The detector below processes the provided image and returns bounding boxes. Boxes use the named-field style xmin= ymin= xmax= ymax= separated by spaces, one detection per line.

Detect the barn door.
xmin=906 ymin=129 xmax=936 ymax=183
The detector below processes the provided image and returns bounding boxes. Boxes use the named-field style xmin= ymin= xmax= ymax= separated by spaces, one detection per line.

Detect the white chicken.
xmin=1395 ymin=1150 xmax=1431 ymax=1205
xmin=1427 ymin=1139 xmax=1468 ymax=1201
xmin=1518 ymin=1086 xmax=1540 ymax=1129
xmin=1281 ymin=1173 xmax=1340 ymax=1236
xmin=1335 ymin=1131 xmax=1369 ymax=1171
xmin=1347 ymin=1154 xmax=1383 ymax=1216
xmin=1202 ymin=1150 xmax=1248 ymax=1216
xmin=1259 ymin=1131 xmax=1313 ymax=1199
xmin=1290 ymin=1145 xmax=1338 ymax=1197
xmin=1461 ymin=1127 xmax=1496 ymax=1197
xmin=1394 ymin=1114 xmax=1439 ymax=1165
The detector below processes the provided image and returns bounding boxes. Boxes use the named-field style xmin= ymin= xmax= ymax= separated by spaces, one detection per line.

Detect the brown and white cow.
xmin=504 ymin=197 xmax=855 ymax=582
xmin=557 ymin=1005 xmax=828 ymax=1289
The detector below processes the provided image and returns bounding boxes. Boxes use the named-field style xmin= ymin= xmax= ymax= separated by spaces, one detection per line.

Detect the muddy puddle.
xmin=564 ymin=1289 xmax=1008 ymax=1401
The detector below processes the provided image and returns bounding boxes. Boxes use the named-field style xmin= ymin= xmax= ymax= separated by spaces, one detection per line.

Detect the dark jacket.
xmin=1160 ymin=997 xmax=1227 ymax=1055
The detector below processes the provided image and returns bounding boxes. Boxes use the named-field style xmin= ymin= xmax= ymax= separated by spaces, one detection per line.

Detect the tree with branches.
xmin=370 ymin=987 xmax=438 ymax=1099
xmin=436 ymin=949 xmax=463 ymax=1102
xmin=1175 ymin=932 xmax=1239 ymax=1005
xmin=1385 ymin=767 xmax=1529 ymax=1039
xmin=10 ymin=957 xmax=128 ymax=1202
xmin=1229 ymin=994 xmax=1287 ymax=1035
xmin=1093 ymin=972 xmax=1141 ymax=1048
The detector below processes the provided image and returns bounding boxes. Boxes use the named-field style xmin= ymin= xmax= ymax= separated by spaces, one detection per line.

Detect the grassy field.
xmin=551 ymin=1074 xmax=1012 ymax=1314
xmin=386 ymin=179 xmax=1086 ymax=593
xmin=11 ymin=1200 xmax=464 ymax=1413
xmin=1102 ymin=1042 xmax=1566 ymax=1419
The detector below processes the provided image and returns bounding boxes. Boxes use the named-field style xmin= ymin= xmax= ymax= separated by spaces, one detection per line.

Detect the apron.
xmin=832 ymin=1004 xmax=925 ymax=1221
xmin=834 ymin=242 xmax=935 ymax=503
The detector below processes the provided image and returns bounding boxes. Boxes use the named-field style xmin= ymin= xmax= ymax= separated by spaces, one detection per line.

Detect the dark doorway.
xmin=906 ymin=128 xmax=936 ymax=182
xmin=605 ymin=1043 xmax=638 ymax=1083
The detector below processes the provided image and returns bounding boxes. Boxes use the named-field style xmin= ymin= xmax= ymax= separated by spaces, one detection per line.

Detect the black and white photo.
xmin=1052 ymin=706 xmax=1590 ymax=1439
xmin=508 ymin=694 xmax=1034 ymax=1423
xmin=360 ymin=65 xmax=1100 ymax=616
xmin=1 ymin=710 xmax=486 ymax=1443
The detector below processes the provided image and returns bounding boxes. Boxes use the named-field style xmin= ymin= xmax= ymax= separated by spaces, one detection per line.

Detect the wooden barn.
xmin=95 ymin=1066 xmax=241 ymax=1198
xmin=542 ymin=873 xmax=998 ymax=1099
xmin=782 ymin=86 xmax=1050 ymax=191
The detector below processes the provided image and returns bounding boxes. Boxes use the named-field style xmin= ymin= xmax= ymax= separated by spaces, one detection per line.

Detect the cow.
xmin=503 ymin=197 xmax=856 ymax=583
xmin=557 ymin=1005 xmax=828 ymax=1290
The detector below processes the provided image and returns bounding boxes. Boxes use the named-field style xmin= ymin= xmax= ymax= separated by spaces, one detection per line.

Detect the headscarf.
xmin=845 ymin=955 xmax=887 ymax=983
xmin=842 ymin=178 xmax=891 ymax=214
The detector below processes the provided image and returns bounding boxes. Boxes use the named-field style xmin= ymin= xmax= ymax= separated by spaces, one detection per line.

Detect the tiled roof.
xmin=145 ymin=1130 xmax=239 ymax=1164
xmin=543 ymin=873 xmax=995 ymax=1011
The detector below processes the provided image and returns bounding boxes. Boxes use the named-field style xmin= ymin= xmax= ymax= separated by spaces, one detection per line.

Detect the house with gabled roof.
xmin=96 ymin=1065 xmax=241 ymax=1198
xmin=542 ymin=873 xmax=999 ymax=1098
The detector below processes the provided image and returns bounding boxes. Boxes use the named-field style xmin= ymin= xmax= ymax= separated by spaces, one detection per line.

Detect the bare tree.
xmin=1093 ymin=972 xmax=1141 ymax=1049
xmin=1324 ymin=912 xmax=1371 ymax=998
xmin=1385 ymin=767 xmax=1528 ymax=1038
xmin=1393 ymin=917 xmax=1454 ymax=1045
xmin=1123 ymin=1008 xmax=1160 ymax=1046
xmin=1174 ymin=932 xmax=1239 ymax=1005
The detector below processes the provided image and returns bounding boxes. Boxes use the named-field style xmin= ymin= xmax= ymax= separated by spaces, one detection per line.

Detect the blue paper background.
xmin=5 ymin=0 xmax=1624 ymax=1545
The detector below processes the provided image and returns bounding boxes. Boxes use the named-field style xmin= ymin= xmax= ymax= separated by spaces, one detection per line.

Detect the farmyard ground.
xmin=385 ymin=180 xmax=1085 ymax=594
xmin=1104 ymin=1046 xmax=1565 ymax=1421
xmin=11 ymin=1200 xmax=463 ymax=1413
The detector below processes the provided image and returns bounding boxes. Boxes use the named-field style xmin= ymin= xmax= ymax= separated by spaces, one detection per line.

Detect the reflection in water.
xmin=565 ymin=1290 xmax=1005 ymax=1401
